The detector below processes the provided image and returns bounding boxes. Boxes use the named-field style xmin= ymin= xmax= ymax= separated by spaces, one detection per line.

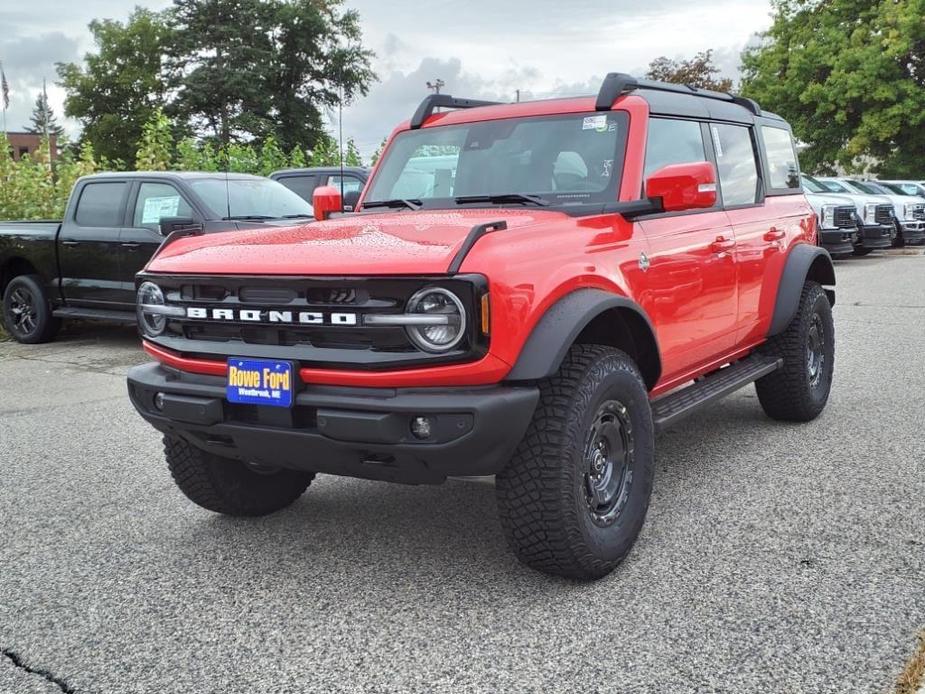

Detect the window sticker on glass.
xmin=711 ymin=125 xmax=724 ymax=157
xmin=582 ymin=115 xmax=608 ymax=132
xmin=142 ymin=196 xmax=180 ymax=224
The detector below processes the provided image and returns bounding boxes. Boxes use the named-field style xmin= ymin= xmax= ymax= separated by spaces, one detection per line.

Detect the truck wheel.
xmin=852 ymin=247 xmax=872 ymax=256
xmin=756 ymin=281 xmax=834 ymax=422
xmin=496 ymin=345 xmax=655 ymax=580
xmin=2 ymin=274 xmax=60 ymax=344
xmin=164 ymin=434 xmax=314 ymax=516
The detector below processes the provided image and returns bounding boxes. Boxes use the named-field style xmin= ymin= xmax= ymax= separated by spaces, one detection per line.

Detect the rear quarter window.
xmin=761 ymin=126 xmax=800 ymax=190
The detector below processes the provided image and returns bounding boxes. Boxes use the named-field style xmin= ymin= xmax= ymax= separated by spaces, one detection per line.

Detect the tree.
xmin=740 ymin=0 xmax=925 ymax=176
xmin=370 ymin=137 xmax=388 ymax=166
xmin=167 ymin=0 xmax=375 ymax=153
xmin=135 ymin=109 xmax=173 ymax=171
xmin=645 ymin=49 xmax=734 ymax=91
xmin=26 ymin=83 xmax=64 ymax=139
xmin=57 ymin=8 xmax=172 ymax=164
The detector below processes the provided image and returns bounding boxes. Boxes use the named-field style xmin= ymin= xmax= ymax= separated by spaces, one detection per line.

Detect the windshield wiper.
xmin=362 ymin=198 xmax=422 ymax=211
xmin=281 ymin=213 xmax=314 ymax=219
xmin=221 ymin=214 xmax=276 ymax=221
xmin=454 ymin=193 xmax=551 ymax=207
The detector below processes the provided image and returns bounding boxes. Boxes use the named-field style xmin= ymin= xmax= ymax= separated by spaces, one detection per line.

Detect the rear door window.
xmin=74 ymin=182 xmax=128 ymax=227
xmin=276 ymin=174 xmax=319 ymax=201
xmin=644 ymin=118 xmax=707 ymax=178
xmin=761 ymin=126 xmax=800 ymax=190
xmin=710 ymin=124 xmax=760 ymax=207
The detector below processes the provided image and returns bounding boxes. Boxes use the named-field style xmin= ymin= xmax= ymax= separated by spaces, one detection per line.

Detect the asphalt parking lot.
xmin=1 ymin=253 xmax=923 ymax=694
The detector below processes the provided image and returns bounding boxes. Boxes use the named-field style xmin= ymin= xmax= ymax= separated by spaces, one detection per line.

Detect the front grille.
xmin=833 ymin=206 xmax=856 ymax=228
xmin=143 ymin=274 xmax=489 ymax=370
xmin=875 ymin=204 xmax=894 ymax=226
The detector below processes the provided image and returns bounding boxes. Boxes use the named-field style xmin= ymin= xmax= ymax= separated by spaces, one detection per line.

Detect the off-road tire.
xmin=164 ymin=434 xmax=314 ymax=516
xmin=756 ymin=281 xmax=834 ymax=422
xmin=496 ymin=345 xmax=655 ymax=580
xmin=2 ymin=274 xmax=60 ymax=344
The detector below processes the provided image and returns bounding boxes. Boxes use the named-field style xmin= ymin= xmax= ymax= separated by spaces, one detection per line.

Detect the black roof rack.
xmin=595 ymin=72 xmax=761 ymax=116
xmin=409 ymin=94 xmax=502 ymax=129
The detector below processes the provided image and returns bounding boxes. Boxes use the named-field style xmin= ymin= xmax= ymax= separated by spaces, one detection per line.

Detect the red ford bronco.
xmin=127 ymin=74 xmax=836 ymax=579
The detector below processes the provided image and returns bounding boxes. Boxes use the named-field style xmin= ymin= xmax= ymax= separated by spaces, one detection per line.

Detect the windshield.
xmin=882 ymin=182 xmax=925 ymax=196
xmin=364 ymin=111 xmax=628 ymax=209
xmin=847 ymin=180 xmax=880 ymax=195
xmin=820 ymin=179 xmax=851 ymax=194
xmin=190 ymin=178 xmax=315 ymax=219
xmin=801 ymin=174 xmax=828 ymax=194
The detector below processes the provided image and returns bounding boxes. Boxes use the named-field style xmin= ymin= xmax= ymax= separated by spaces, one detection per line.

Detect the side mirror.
xmin=342 ymin=189 xmax=361 ymax=213
xmin=160 ymin=217 xmax=202 ymax=235
xmin=645 ymin=162 xmax=717 ymax=213
xmin=313 ymin=186 xmax=342 ymax=221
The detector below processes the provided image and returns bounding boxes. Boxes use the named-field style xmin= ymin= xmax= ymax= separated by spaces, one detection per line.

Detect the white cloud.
xmin=2 ymin=0 xmax=774 ymax=157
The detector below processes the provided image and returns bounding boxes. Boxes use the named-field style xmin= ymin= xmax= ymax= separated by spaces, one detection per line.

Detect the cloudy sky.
xmin=0 ymin=0 xmax=773 ymax=158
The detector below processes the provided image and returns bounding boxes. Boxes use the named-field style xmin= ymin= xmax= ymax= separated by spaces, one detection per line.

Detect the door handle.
xmin=710 ymin=236 xmax=735 ymax=253
xmin=61 ymin=240 xmax=80 ymax=246
xmin=121 ymin=242 xmax=142 ymax=249
xmin=764 ymin=228 xmax=786 ymax=241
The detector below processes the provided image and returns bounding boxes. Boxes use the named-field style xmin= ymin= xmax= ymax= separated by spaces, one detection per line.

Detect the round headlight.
xmin=137 ymin=281 xmax=167 ymax=337
xmin=405 ymin=287 xmax=466 ymax=352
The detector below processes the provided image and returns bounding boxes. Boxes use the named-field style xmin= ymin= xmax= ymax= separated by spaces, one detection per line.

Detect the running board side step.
xmin=52 ymin=307 xmax=137 ymax=324
xmin=651 ymin=355 xmax=782 ymax=432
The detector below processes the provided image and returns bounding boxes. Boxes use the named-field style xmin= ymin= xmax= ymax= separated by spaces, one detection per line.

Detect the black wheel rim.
xmin=807 ymin=312 xmax=825 ymax=389
xmin=583 ymin=399 xmax=634 ymax=527
xmin=8 ymin=286 xmax=38 ymax=337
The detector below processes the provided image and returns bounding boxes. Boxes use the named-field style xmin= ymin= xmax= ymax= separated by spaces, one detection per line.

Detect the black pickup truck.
xmin=270 ymin=166 xmax=370 ymax=211
xmin=0 ymin=171 xmax=315 ymax=343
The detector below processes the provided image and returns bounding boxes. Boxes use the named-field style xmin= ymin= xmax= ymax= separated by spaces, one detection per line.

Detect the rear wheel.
xmin=2 ymin=274 xmax=60 ymax=343
xmin=496 ymin=345 xmax=655 ymax=580
xmin=756 ymin=281 xmax=834 ymax=422
xmin=164 ymin=434 xmax=314 ymax=516
xmin=852 ymin=247 xmax=873 ymax=256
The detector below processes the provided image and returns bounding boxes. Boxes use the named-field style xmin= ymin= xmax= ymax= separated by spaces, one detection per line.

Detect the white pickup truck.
xmin=820 ymin=177 xmax=925 ymax=248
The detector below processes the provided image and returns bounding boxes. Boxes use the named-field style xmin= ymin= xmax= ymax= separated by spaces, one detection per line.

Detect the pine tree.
xmin=26 ymin=83 xmax=65 ymax=139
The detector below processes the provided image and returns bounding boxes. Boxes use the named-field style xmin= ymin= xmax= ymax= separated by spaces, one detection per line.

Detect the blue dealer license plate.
xmin=226 ymin=358 xmax=294 ymax=408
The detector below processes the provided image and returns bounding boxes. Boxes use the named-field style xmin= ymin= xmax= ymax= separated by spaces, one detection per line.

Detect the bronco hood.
xmin=147 ymin=208 xmax=564 ymax=276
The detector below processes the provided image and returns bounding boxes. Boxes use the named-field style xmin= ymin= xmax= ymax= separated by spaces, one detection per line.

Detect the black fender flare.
xmin=505 ymin=288 xmax=661 ymax=389
xmin=768 ymin=243 xmax=836 ymax=337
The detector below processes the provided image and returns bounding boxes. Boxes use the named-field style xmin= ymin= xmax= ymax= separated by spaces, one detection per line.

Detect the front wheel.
xmin=756 ymin=281 xmax=834 ymax=422
xmin=496 ymin=345 xmax=655 ymax=580
xmin=2 ymin=274 xmax=60 ymax=343
xmin=164 ymin=434 xmax=314 ymax=516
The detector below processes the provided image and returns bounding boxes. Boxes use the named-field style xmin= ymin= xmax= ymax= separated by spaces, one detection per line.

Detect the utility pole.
xmin=515 ymin=89 xmax=520 ymax=103
xmin=426 ymin=79 xmax=444 ymax=95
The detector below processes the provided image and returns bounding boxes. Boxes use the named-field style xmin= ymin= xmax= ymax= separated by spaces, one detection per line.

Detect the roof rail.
xmin=595 ymin=72 xmax=762 ymax=116
xmin=410 ymin=94 xmax=503 ymax=129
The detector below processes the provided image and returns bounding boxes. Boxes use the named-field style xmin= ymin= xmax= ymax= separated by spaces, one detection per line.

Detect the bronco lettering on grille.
xmin=185 ymin=307 xmax=358 ymax=325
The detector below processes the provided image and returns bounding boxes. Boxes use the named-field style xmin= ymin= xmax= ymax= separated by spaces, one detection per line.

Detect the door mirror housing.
xmin=645 ymin=162 xmax=718 ymax=213
xmin=313 ymin=186 xmax=342 ymax=221
xmin=159 ymin=217 xmax=202 ymax=235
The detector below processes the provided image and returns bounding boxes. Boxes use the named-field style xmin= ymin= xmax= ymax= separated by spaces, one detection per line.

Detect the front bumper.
xmin=856 ymin=224 xmax=893 ymax=250
xmin=127 ymin=362 xmax=539 ymax=485
xmin=899 ymin=220 xmax=925 ymax=245
xmin=819 ymin=227 xmax=857 ymax=256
